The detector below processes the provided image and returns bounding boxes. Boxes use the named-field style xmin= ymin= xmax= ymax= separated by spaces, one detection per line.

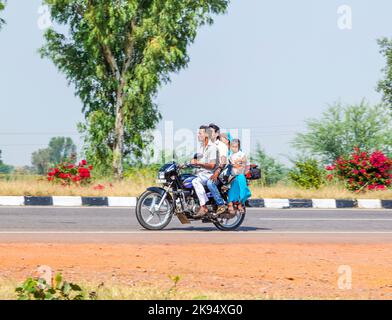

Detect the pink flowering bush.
xmin=326 ymin=148 xmax=392 ymax=192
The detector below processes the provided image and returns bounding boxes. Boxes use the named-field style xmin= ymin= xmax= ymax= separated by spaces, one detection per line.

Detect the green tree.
xmin=0 ymin=150 xmax=13 ymax=174
xmin=293 ymin=101 xmax=392 ymax=163
xmin=48 ymin=137 xmax=77 ymax=164
xmin=31 ymin=148 xmax=51 ymax=175
xmin=251 ymin=145 xmax=288 ymax=186
xmin=31 ymin=137 xmax=77 ymax=174
xmin=40 ymin=0 xmax=229 ymax=179
xmin=0 ymin=1 xmax=6 ymax=29
xmin=377 ymin=38 xmax=392 ymax=108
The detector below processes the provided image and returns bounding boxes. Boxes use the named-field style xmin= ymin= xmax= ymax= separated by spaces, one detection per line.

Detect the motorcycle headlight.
xmin=158 ymin=172 xmax=165 ymax=179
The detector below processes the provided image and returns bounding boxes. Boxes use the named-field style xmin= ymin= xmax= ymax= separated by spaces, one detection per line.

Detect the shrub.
xmin=15 ymin=273 xmax=94 ymax=300
xmin=47 ymin=159 xmax=93 ymax=186
xmin=326 ymin=148 xmax=392 ymax=192
xmin=288 ymin=159 xmax=325 ymax=189
xmin=123 ymin=164 xmax=160 ymax=182
xmin=251 ymin=145 xmax=288 ymax=186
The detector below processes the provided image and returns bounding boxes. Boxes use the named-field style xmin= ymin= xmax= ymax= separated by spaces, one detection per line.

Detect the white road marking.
xmin=0 ymin=206 xmax=390 ymax=211
xmin=1 ymin=231 xmax=392 ymax=234
xmin=258 ymin=218 xmax=392 ymax=221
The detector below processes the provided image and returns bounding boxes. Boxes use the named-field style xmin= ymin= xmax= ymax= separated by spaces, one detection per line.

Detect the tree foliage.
xmin=251 ymin=145 xmax=288 ymax=186
xmin=31 ymin=137 xmax=77 ymax=174
xmin=47 ymin=137 xmax=77 ymax=165
xmin=40 ymin=0 xmax=229 ymax=178
xmin=0 ymin=0 xmax=6 ymax=29
xmin=377 ymin=38 xmax=392 ymax=108
xmin=32 ymin=148 xmax=52 ymax=175
xmin=0 ymin=150 xmax=13 ymax=174
xmin=293 ymin=101 xmax=392 ymax=163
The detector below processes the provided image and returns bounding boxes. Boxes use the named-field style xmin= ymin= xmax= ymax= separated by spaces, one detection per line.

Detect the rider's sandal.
xmin=195 ymin=206 xmax=208 ymax=218
xmin=227 ymin=203 xmax=235 ymax=215
xmin=216 ymin=205 xmax=226 ymax=215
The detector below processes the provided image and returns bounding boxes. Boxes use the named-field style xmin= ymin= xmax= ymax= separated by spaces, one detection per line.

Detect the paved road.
xmin=1 ymin=207 xmax=392 ymax=243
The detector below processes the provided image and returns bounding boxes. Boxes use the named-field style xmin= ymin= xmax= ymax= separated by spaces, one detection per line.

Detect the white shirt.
xmin=196 ymin=141 xmax=217 ymax=174
xmin=215 ymin=140 xmax=228 ymax=167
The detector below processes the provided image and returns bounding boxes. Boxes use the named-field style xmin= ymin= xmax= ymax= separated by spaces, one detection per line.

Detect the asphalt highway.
xmin=0 ymin=207 xmax=392 ymax=243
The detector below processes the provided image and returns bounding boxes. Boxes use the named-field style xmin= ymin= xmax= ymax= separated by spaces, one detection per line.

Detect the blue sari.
xmin=225 ymin=133 xmax=251 ymax=204
xmin=228 ymin=174 xmax=251 ymax=204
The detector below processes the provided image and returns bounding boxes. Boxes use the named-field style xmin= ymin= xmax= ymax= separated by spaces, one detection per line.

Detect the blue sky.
xmin=1 ymin=0 xmax=392 ymax=166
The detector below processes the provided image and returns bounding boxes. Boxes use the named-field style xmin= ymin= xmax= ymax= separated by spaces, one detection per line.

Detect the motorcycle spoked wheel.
xmin=213 ymin=208 xmax=246 ymax=231
xmin=136 ymin=190 xmax=174 ymax=230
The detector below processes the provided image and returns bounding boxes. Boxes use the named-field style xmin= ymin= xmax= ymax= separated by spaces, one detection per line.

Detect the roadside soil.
xmin=1 ymin=242 xmax=392 ymax=299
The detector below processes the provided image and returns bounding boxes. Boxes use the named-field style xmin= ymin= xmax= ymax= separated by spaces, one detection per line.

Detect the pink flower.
xmin=370 ymin=151 xmax=388 ymax=168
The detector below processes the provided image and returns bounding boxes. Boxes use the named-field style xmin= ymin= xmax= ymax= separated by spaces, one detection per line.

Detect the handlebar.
xmin=179 ymin=163 xmax=199 ymax=170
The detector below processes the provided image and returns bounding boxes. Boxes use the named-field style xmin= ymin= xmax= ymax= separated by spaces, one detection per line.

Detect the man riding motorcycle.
xmin=191 ymin=126 xmax=218 ymax=218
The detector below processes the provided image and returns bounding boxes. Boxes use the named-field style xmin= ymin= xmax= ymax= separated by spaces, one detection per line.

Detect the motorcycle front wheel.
xmin=136 ymin=190 xmax=173 ymax=230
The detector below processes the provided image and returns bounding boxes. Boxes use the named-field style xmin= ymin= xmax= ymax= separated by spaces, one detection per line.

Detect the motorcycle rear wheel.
xmin=213 ymin=209 xmax=245 ymax=231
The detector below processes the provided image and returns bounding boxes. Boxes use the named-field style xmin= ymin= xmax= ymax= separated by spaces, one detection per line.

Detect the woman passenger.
xmin=227 ymin=139 xmax=251 ymax=214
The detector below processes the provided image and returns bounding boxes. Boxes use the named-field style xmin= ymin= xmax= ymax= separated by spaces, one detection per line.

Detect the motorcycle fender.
xmin=146 ymin=187 xmax=173 ymax=202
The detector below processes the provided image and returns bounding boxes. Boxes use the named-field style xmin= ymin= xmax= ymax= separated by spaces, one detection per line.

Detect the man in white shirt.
xmin=191 ymin=126 xmax=217 ymax=218
xmin=209 ymin=123 xmax=228 ymax=168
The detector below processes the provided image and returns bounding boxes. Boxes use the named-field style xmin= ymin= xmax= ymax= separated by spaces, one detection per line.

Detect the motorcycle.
xmin=135 ymin=161 xmax=246 ymax=231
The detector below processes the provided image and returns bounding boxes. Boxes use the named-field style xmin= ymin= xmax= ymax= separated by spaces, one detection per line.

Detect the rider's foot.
xmin=237 ymin=203 xmax=245 ymax=213
xmin=216 ymin=205 xmax=226 ymax=215
xmin=227 ymin=202 xmax=235 ymax=215
xmin=194 ymin=205 xmax=208 ymax=218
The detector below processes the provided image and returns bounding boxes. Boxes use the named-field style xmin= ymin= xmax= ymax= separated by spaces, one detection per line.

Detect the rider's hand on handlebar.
xmin=179 ymin=162 xmax=195 ymax=169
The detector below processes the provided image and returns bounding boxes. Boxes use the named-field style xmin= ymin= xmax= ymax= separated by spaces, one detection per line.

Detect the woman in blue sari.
xmin=226 ymin=138 xmax=251 ymax=214
xmin=219 ymin=134 xmax=251 ymax=214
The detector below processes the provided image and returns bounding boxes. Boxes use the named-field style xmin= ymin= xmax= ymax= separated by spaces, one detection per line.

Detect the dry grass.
xmin=0 ymin=280 xmax=18 ymax=300
xmin=0 ymin=175 xmax=154 ymax=197
xmin=0 ymin=175 xmax=391 ymax=199
xmin=249 ymin=182 xmax=392 ymax=200
xmin=0 ymin=279 xmax=331 ymax=300
xmin=0 ymin=279 xmax=266 ymax=300
xmin=86 ymin=283 xmax=264 ymax=300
